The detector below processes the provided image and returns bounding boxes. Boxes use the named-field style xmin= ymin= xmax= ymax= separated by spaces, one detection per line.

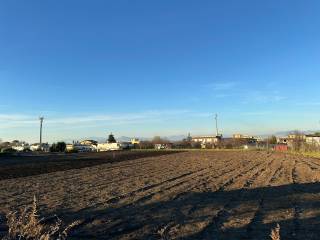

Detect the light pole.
xmin=39 ymin=117 xmax=44 ymax=150
xmin=215 ymin=114 xmax=219 ymax=136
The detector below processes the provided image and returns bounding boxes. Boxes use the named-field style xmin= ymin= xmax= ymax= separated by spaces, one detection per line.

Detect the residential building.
xmin=277 ymin=137 xmax=288 ymax=144
xmin=233 ymin=134 xmax=258 ymax=140
xmin=232 ymin=134 xmax=259 ymax=144
xmin=97 ymin=142 xmax=122 ymax=151
xmin=12 ymin=143 xmax=29 ymax=152
xmin=66 ymin=144 xmax=75 ymax=152
xmin=288 ymin=134 xmax=306 ymax=140
xmin=67 ymin=143 xmax=96 ymax=152
xmin=0 ymin=142 xmax=11 ymax=149
xmin=154 ymin=143 xmax=172 ymax=150
xmin=192 ymin=135 xmax=222 ymax=144
xmin=131 ymin=138 xmax=140 ymax=145
xmin=233 ymin=134 xmax=251 ymax=139
xmin=306 ymin=134 xmax=320 ymax=146
xmin=30 ymin=143 xmax=50 ymax=152
xmin=80 ymin=140 xmax=98 ymax=146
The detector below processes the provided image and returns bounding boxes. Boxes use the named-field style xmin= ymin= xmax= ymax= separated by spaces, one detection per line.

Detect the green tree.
xmin=108 ymin=133 xmax=116 ymax=143
xmin=291 ymin=131 xmax=305 ymax=151
xmin=56 ymin=142 xmax=66 ymax=152
xmin=50 ymin=144 xmax=57 ymax=152
xmin=50 ymin=142 xmax=66 ymax=152
xmin=186 ymin=133 xmax=192 ymax=142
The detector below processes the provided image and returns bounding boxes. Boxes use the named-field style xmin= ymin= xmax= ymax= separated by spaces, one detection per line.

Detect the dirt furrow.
xmin=286 ymin=159 xmax=301 ymax=240
xmin=240 ymin=157 xmax=281 ymax=240
xmin=79 ymin=161 xmax=239 ymax=230
xmin=186 ymin=158 xmax=270 ymax=240
xmin=3 ymin=151 xmax=320 ymax=240
xmin=106 ymin=155 xmax=242 ymax=208
xmin=87 ymin=155 xmax=268 ymax=239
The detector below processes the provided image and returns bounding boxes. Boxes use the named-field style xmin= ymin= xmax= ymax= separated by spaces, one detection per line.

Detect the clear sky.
xmin=1 ymin=0 xmax=320 ymax=143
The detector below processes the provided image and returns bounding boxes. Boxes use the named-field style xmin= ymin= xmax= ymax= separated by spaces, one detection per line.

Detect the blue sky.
xmin=1 ymin=1 xmax=320 ymax=142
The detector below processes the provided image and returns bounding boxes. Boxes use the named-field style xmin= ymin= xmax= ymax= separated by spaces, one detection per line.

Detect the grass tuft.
xmin=270 ymin=223 xmax=280 ymax=240
xmin=157 ymin=225 xmax=170 ymax=240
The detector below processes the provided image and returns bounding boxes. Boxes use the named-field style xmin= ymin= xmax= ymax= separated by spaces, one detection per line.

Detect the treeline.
xmin=49 ymin=142 xmax=66 ymax=152
xmin=137 ymin=136 xmax=199 ymax=149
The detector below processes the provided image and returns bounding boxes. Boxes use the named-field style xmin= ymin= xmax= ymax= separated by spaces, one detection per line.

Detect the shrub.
xmin=50 ymin=142 xmax=66 ymax=152
xmin=1 ymin=148 xmax=17 ymax=153
xmin=107 ymin=133 xmax=116 ymax=143
xmin=270 ymin=224 xmax=280 ymax=240
xmin=191 ymin=142 xmax=201 ymax=149
xmin=2 ymin=196 xmax=81 ymax=240
xmin=66 ymin=149 xmax=78 ymax=153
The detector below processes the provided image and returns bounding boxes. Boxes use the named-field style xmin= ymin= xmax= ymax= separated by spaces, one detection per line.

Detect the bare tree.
xmin=291 ymin=131 xmax=305 ymax=151
xmin=269 ymin=135 xmax=277 ymax=145
xmin=152 ymin=136 xmax=169 ymax=144
xmin=138 ymin=141 xmax=154 ymax=149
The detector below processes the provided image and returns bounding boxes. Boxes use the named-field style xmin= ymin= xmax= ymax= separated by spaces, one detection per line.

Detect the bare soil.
xmin=0 ymin=151 xmax=179 ymax=180
xmin=1 ymin=150 xmax=320 ymax=239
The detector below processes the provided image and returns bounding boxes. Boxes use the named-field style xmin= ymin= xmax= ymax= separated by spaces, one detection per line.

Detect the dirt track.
xmin=1 ymin=151 xmax=320 ymax=239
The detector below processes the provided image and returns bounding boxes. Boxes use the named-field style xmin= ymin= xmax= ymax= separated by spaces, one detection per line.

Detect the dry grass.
xmin=288 ymin=150 xmax=320 ymax=159
xmin=2 ymin=196 xmax=82 ymax=240
xmin=270 ymin=224 xmax=280 ymax=240
xmin=1 ymin=194 xmax=283 ymax=240
xmin=157 ymin=225 xmax=170 ymax=240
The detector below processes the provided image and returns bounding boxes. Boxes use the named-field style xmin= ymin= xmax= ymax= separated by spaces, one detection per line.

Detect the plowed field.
xmin=1 ymin=151 xmax=320 ymax=239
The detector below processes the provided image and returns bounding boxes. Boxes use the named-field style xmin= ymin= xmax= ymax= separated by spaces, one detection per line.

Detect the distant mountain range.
xmin=273 ymin=130 xmax=320 ymax=137
xmin=61 ymin=130 xmax=320 ymax=144
xmin=116 ymin=135 xmax=187 ymax=142
xmin=61 ymin=135 xmax=187 ymax=143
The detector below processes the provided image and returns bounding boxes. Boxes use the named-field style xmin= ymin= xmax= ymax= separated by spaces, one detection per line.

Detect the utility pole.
xmin=39 ymin=116 xmax=44 ymax=150
xmin=215 ymin=114 xmax=219 ymax=136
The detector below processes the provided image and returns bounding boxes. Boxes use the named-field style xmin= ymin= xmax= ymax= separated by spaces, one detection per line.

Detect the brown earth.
xmin=0 ymin=151 xmax=179 ymax=180
xmin=1 ymin=150 xmax=320 ymax=239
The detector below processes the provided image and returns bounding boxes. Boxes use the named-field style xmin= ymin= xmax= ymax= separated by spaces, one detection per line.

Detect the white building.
xmin=30 ymin=143 xmax=50 ymax=152
xmin=306 ymin=134 xmax=320 ymax=146
xmin=66 ymin=143 xmax=96 ymax=152
xmin=192 ymin=135 xmax=222 ymax=144
xmin=131 ymin=138 xmax=140 ymax=145
xmin=97 ymin=142 xmax=122 ymax=152
xmin=12 ymin=145 xmax=29 ymax=152
xmin=80 ymin=140 xmax=98 ymax=146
